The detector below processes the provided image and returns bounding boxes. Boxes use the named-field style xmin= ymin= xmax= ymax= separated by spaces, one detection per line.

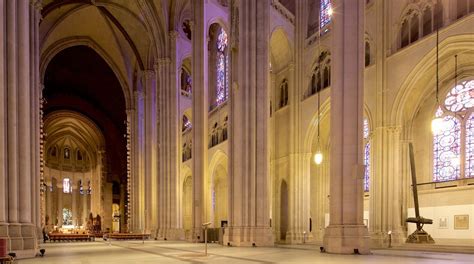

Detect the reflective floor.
xmin=19 ymin=240 xmax=474 ymax=264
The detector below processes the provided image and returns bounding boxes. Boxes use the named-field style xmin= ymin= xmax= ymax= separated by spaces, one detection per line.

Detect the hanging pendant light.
xmin=314 ymin=10 xmax=324 ymax=166
xmin=431 ymin=29 xmax=444 ymax=134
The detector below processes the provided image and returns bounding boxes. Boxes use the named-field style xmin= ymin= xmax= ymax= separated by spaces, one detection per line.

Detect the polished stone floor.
xmin=19 ymin=240 xmax=474 ymax=263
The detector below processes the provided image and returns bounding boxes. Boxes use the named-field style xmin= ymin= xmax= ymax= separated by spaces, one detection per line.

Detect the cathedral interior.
xmin=0 ymin=0 xmax=473 ymax=262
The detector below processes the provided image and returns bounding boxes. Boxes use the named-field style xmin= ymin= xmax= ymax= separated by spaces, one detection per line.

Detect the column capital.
xmin=138 ymin=69 xmax=155 ymax=80
xmin=155 ymin=58 xmax=171 ymax=70
xmin=169 ymin=30 xmax=179 ymax=40
xmin=134 ymin=89 xmax=145 ymax=99
xmin=31 ymin=0 xmax=42 ymax=11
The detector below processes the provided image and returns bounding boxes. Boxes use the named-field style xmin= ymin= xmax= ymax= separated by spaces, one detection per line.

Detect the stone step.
xmin=390 ymin=243 xmax=474 ymax=254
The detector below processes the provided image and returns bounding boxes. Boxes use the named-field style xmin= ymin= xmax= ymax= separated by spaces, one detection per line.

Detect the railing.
xmin=415 ymin=178 xmax=474 ymax=190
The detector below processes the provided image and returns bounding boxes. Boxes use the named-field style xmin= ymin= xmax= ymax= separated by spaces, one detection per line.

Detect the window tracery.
xmin=306 ymin=51 xmax=331 ymax=99
xmin=320 ymin=0 xmax=332 ymax=29
xmin=363 ymin=118 xmax=370 ymax=192
xmin=399 ymin=1 xmax=443 ymax=49
xmin=216 ymin=28 xmax=229 ymax=106
xmin=433 ymin=79 xmax=474 ymax=182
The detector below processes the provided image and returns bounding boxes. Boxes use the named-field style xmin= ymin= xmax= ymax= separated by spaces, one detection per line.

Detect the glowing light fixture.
xmin=328 ymin=7 xmax=333 ymax=16
xmin=314 ymin=151 xmax=323 ymax=165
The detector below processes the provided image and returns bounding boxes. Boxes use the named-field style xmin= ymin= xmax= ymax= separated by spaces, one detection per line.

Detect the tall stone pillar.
xmin=323 ymin=0 xmax=370 ymax=254
xmin=370 ymin=126 xmax=404 ymax=246
xmin=191 ymin=0 xmax=208 ymax=241
xmin=140 ymin=69 xmax=157 ymax=234
xmin=0 ymin=0 xmax=40 ymax=257
xmin=45 ymin=181 xmax=52 ymax=226
xmin=72 ymin=185 xmax=77 ymax=226
xmin=156 ymin=31 xmax=181 ymax=239
xmin=224 ymin=0 xmax=273 ymax=246
xmin=286 ymin=0 xmax=312 ymax=244
xmin=368 ymin=0 xmax=405 ymax=247
xmin=82 ymin=188 xmax=88 ymax=227
xmin=57 ymin=187 xmax=63 ymax=227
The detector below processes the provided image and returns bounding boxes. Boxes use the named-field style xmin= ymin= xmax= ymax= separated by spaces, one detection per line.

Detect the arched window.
xmin=51 ymin=146 xmax=57 ymax=157
xmin=363 ymin=118 xmax=370 ymax=192
xmin=433 ymin=79 xmax=474 ymax=182
xmin=63 ymin=178 xmax=72 ymax=193
xmin=279 ymin=79 xmax=289 ymax=108
xmin=307 ymin=51 xmax=330 ymax=99
xmin=181 ymin=68 xmax=192 ymax=95
xmin=401 ymin=19 xmax=409 ymax=48
xmin=64 ymin=147 xmax=70 ymax=159
xmin=320 ymin=0 xmax=332 ymax=29
xmin=77 ymin=150 xmax=83 ymax=161
xmin=79 ymin=180 xmax=84 ymax=195
xmin=182 ymin=115 xmax=192 ymax=132
xmin=365 ymin=41 xmax=371 ymax=67
xmin=422 ymin=7 xmax=432 ymax=37
xmin=410 ymin=13 xmax=419 ymax=43
xmin=182 ymin=19 xmax=192 ymax=40
xmin=209 ymin=25 xmax=229 ymax=111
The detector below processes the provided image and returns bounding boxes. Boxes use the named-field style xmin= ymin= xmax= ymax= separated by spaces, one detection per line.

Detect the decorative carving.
xmin=270 ymin=0 xmax=295 ymax=25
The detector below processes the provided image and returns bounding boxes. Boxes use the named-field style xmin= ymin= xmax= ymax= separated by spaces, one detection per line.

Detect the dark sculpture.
xmin=406 ymin=143 xmax=434 ymax=243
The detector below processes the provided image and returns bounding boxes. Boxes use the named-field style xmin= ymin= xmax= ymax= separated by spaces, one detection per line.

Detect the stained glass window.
xmin=364 ymin=142 xmax=371 ymax=192
xmin=363 ymin=118 xmax=370 ymax=192
xmin=216 ymin=28 xmax=228 ymax=106
xmin=433 ymin=115 xmax=461 ymax=181
xmin=444 ymin=80 xmax=474 ymax=113
xmin=181 ymin=69 xmax=192 ymax=95
xmin=182 ymin=115 xmax=192 ymax=132
xmin=465 ymin=113 xmax=474 ymax=178
xmin=63 ymin=178 xmax=71 ymax=193
xmin=79 ymin=180 xmax=84 ymax=195
xmin=320 ymin=0 xmax=332 ymax=29
xmin=433 ymin=79 xmax=474 ymax=182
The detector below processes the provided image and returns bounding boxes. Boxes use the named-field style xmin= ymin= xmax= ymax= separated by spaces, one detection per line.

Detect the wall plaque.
xmin=454 ymin=215 xmax=469 ymax=230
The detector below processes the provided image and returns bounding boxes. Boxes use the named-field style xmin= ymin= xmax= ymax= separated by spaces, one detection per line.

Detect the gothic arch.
xmin=40 ymin=37 xmax=131 ymax=109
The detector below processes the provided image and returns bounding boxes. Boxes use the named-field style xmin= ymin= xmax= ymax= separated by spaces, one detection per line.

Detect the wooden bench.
xmin=48 ymin=233 xmax=93 ymax=242
xmin=107 ymin=233 xmax=151 ymax=240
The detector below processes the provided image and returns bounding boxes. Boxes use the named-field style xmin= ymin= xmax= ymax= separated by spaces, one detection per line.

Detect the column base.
xmin=323 ymin=224 xmax=370 ymax=254
xmin=286 ymin=230 xmax=313 ymax=244
xmin=0 ymin=223 xmax=38 ymax=259
xmin=155 ymin=228 xmax=185 ymax=241
xmin=370 ymin=230 xmax=405 ymax=248
xmin=223 ymin=226 xmax=274 ymax=247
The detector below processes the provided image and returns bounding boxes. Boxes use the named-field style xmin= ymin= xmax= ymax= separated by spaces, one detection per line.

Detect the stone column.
xmin=82 ymin=187 xmax=88 ymax=227
xmin=72 ymin=184 xmax=77 ymax=227
xmin=46 ymin=181 xmax=52 ymax=226
xmin=370 ymin=127 xmax=404 ymax=246
xmin=156 ymin=31 xmax=181 ymax=239
xmin=224 ymin=0 xmax=273 ymax=246
xmin=57 ymin=186 xmax=63 ymax=227
xmin=191 ymin=0 xmax=208 ymax=241
xmin=323 ymin=0 xmax=370 ymax=254
xmin=140 ymin=69 xmax=157 ymax=234
xmin=132 ymin=88 xmax=146 ymax=232
xmin=286 ymin=0 xmax=311 ymax=244
xmin=0 ymin=0 xmax=6 ymax=230
xmin=0 ymin=0 xmax=39 ymax=256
